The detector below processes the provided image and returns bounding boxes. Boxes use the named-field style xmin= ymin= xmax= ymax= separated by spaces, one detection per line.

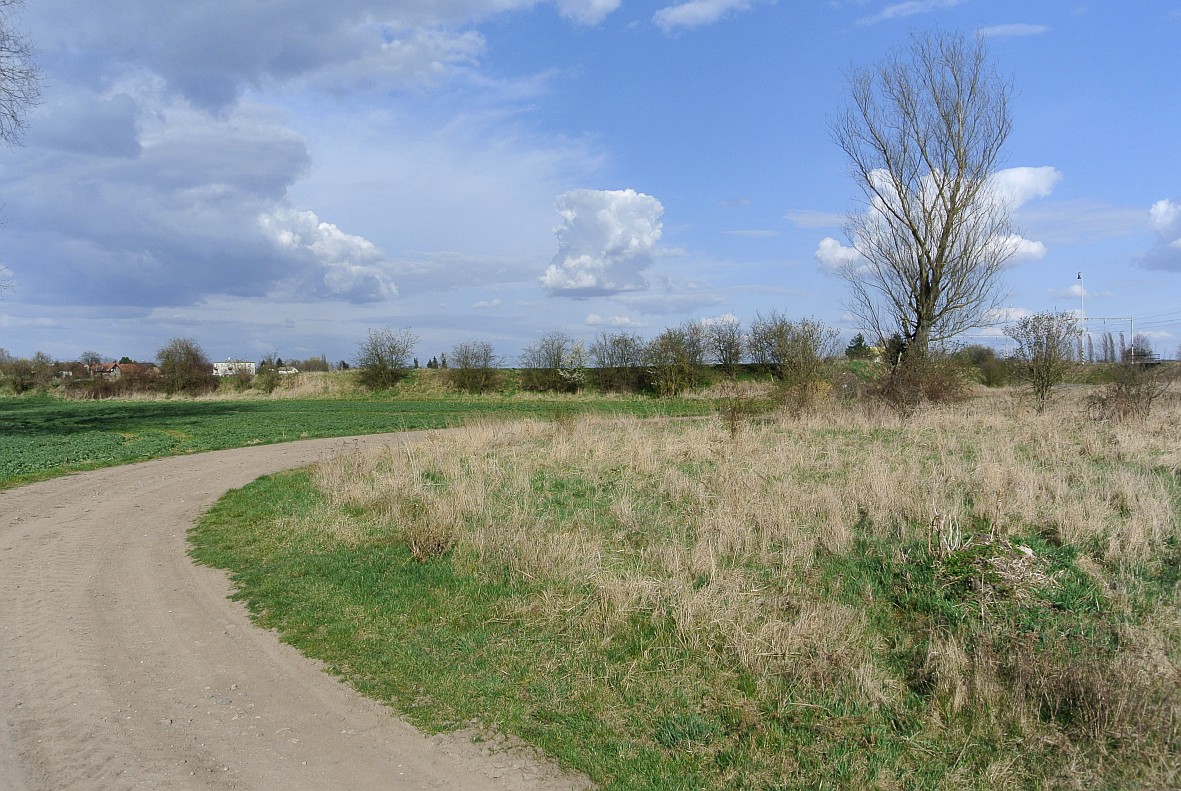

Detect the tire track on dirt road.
xmin=0 ymin=433 xmax=590 ymax=791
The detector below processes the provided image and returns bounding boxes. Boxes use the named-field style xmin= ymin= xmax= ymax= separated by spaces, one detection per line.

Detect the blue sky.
xmin=0 ymin=0 xmax=1178 ymax=365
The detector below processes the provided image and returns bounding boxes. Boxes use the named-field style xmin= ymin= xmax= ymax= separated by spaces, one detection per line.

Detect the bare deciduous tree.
xmin=704 ymin=316 xmax=744 ymax=377
xmin=79 ymin=350 xmax=103 ymax=378
xmin=1126 ymin=333 xmax=1156 ymax=364
xmin=832 ymin=30 xmax=1014 ymax=357
xmin=0 ymin=0 xmax=38 ymax=147
xmin=0 ymin=1 xmax=39 ymax=302
xmin=589 ymin=331 xmax=648 ymax=393
xmin=1102 ymin=332 xmax=1116 ymax=363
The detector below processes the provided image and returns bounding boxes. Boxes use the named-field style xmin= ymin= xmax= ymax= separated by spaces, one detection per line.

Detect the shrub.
xmin=714 ymin=379 xmax=767 ymax=438
xmin=4 ymin=357 xmax=37 ymax=393
xmin=1087 ymin=363 xmax=1172 ymax=422
xmin=589 ymin=331 xmax=650 ymax=393
xmin=876 ymin=352 xmax=970 ymax=416
xmin=704 ymin=315 xmax=745 ymax=376
xmin=157 ymin=338 xmax=216 ymax=396
xmin=519 ymin=331 xmax=585 ymax=393
xmin=447 ymin=340 xmax=502 ymax=394
xmin=228 ymin=369 xmax=254 ymax=392
xmin=1005 ymin=311 xmax=1082 ymax=414
xmin=955 ymin=344 xmax=1011 ymax=386
xmin=291 ymin=355 xmax=331 ymax=372
xmin=646 ymin=322 xmax=708 ymax=397
xmin=748 ymin=312 xmax=840 ymax=413
xmin=253 ymin=367 xmax=280 ymax=394
xmin=355 ymin=327 xmax=418 ymax=391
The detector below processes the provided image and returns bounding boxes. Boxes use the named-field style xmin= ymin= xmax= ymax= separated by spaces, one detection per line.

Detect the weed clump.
xmin=876 ymin=352 xmax=972 ymax=417
xmin=1087 ymin=363 xmax=1173 ymax=421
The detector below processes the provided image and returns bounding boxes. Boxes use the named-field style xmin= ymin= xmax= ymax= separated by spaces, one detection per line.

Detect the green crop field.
xmin=0 ymin=394 xmax=712 ymax=489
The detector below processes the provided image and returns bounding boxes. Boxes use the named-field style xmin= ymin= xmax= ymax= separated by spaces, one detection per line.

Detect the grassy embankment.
xmin=190 ymin=389 xmax=1181 ymax=789
xmin=0 ymin=370 xmax=717 ymax=489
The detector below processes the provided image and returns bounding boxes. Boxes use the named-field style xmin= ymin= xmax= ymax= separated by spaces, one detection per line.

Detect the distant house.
xmin=213 ymin=360 xmax=257 ymax=377
xmin=88 ymin=362 xmax=158 ymax=380
xmin=114 ymin=363 xmax=155 ymax=378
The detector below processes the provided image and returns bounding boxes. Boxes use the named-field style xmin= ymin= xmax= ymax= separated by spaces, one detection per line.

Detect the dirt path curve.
xmin=0 ymin=433 xmax=590 ymax=791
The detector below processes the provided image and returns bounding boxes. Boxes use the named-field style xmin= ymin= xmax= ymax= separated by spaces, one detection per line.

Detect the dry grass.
xmin=315 ymin=393 xmax=1178 ymax=647
xmin=72 ymin=371 xmax=368 ymax=401
xmin=305 ymin=391 xmax=1181 ymax=785
xmin=388 ymin=367 xmax=455 ymax=398
xmin=214 ymin=370 xmax=364 ymax=399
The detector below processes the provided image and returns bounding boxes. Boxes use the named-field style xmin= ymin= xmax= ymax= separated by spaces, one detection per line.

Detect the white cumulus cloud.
xmin=541 ymin=188 xmax=664 ymax=296
xmin=260 ymin=207 xmax=398 ymax=302
xmin=1149 ymin=199 xmax=1181 ymax=232
xmin=995 ymin=234 xmax=1047 ymax=263
xmin=814 ymin=237 xmax=862 ymax=272
xmin=989 ymin=166 xmax=1062 ymax=209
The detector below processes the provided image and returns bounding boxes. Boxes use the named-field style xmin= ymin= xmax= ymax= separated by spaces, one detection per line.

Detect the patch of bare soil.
xmin=0 ymin=433 xmax=590 ymax=791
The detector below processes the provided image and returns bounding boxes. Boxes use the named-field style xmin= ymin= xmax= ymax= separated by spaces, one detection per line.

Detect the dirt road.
xmin=0 ymin=434 xmax=589 ymax=791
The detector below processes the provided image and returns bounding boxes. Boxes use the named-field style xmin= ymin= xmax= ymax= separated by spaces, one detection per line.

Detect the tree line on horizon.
xmin=0 ymin=310 xmax=1173 ymax=405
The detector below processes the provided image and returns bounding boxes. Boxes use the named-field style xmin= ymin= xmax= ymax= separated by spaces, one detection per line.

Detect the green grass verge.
xmin=192 ymin=470 xmax=728 ymax=790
